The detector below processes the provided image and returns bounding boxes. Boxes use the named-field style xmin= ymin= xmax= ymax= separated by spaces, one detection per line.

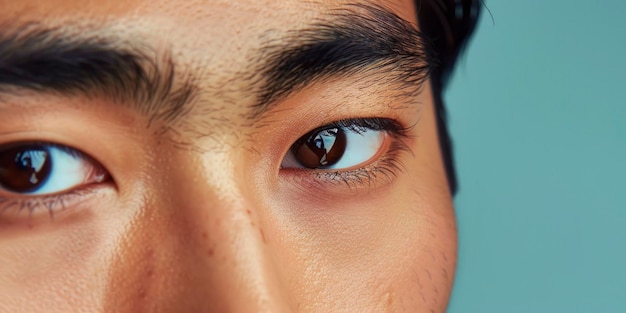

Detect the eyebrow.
xmin=0 ymin=3 xmax=433 ymax=122
xmin=0 ymin=26 xmax=197 ymax=125
xmin=255 ymin=3 xmax=433 ymax=113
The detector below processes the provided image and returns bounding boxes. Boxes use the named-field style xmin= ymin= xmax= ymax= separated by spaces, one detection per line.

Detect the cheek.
xmin=362 ymin=185 xmax=456 ymax=312
xmin=386 ymin=189 xmax=457 ymax=311
xmin=0 ymin=201 xmax=115 ymax=312
xmin=269 ymin=173 xmax=456 ymax=312
xmin=380 ymin=162 xmax=457 ymax=311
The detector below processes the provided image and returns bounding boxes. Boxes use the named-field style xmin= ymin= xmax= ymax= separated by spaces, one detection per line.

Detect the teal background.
xmin=445 ymin=1 xmax=626 ymax=312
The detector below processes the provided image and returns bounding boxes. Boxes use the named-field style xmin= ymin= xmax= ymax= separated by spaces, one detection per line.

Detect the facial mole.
xmin=138 ymin=289 xmax=147 ymax=300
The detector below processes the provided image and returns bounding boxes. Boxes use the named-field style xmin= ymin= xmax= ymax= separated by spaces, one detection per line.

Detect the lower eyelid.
xmin=0 ymin=183 xmax=111 ymax=222
xmin=321 ymin=147 xmax=406 ymax=183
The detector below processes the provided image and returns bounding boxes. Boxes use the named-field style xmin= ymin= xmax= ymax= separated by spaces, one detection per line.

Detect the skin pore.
xmin=0 ymin=0 xmax=456 ymax=312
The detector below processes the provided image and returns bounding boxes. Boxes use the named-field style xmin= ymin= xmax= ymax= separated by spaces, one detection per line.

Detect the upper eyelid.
xmin=308 ymin=117 xmax=410 ymax=134
xmin=0 ymin=139 xmax=109 ymax=170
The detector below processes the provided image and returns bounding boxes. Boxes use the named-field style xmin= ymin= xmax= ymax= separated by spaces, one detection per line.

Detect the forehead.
xmin=1 ymin=1 xmax=418 ymax=98
xmin=0 ymin=0 xmax=418 ymax=50
xmin=1 ymin=1 xmax=313 ymax=79
xmin=0 ymin=0 xmax=426 ymax=148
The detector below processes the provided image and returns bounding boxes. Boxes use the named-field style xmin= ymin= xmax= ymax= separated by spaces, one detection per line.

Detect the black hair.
xmin=416 ymin=0 xmax=481 ymax=194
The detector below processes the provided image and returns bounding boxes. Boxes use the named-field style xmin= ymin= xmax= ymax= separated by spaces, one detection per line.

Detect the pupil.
xmin=293 ymin=128 xmax=347 ymax=168
xmin=0 ymin=145 xmax=52 ymax=193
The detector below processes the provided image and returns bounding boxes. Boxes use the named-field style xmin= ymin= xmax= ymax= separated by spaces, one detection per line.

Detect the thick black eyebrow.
xmin=0 ymin=26 xmax=197 ymax=125
xmin=255 ymin=3 xmax=434 ymax=113
xmin=0 ymin=3 xmax=432 ymax=123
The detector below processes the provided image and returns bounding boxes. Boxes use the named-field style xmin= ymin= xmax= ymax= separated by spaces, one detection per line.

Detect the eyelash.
xmin=315 ymin=140 xmax=410 ymax=188
xmin=0 ymin=187 xmax=97 ymax=219
xmin=285 ymin=117 xmax=413 ymax=189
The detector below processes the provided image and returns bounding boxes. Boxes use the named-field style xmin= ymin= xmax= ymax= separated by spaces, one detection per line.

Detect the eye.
xmin=0 ymin=143 xmax=108 ymax=195
xmin=281 ymin=118 xmax=391 ymax=170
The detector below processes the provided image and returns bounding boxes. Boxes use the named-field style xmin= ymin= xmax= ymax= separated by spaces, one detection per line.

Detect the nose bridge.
xmin=170 ymin=150 xmax=291 ymax=312
xmin=105 ymin=150 xmax=292 ymax=312
xmin=186 ymin=194 xmax=288 ymax=311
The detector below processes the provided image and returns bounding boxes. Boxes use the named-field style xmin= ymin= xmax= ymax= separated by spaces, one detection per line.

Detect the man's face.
xmin=0 ymin=0 xmax=456 ymax=312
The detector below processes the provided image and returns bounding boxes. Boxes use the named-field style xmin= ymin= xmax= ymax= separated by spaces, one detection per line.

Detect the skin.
xmin=0 ymin=0 xmax=456 ymax=312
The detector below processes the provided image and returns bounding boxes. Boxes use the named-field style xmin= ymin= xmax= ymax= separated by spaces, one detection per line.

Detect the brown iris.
xmin=291 ymin=127 xmax=347 ymax=168
xmin=0 ymin=145 xmax=52 ymax=193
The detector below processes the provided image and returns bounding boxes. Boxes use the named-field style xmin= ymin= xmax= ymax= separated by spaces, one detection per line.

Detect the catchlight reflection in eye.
xmin=0 ymin=143 xmax=107 ymax=195
xmin=282 ymin=123 xmax=385 ymax=170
